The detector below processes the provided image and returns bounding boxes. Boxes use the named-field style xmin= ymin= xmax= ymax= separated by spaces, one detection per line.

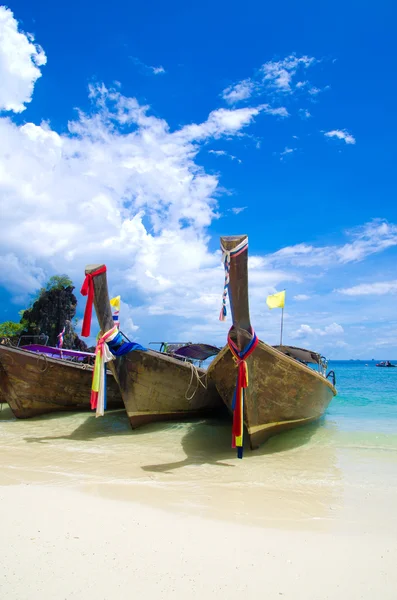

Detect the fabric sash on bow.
xmin=91 ymin=326 xmax=119 ymax=417
xmin=80 ymin=266 xmax=107 ymax=337
xmin=219 ymin=238 xmax=248 ymax=321
xmin=227 ymin=328 xmax=259 ymax=458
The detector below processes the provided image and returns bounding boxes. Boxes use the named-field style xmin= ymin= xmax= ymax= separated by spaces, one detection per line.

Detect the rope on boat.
xmin=185 ymin=362 xmax=208 ymax=401
xmin=37 ymin=353 xmax=48 ymax=373
xmin=5 ymin=353 xmax=15 ymax=367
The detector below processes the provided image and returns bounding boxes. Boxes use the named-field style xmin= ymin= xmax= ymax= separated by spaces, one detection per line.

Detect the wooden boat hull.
xmin=112 ymin=349 xmax=222 ymax=428
xmin=207 ymin=233 xmax=337 ymax=452
xmin=0 ymin=345 xmax=123 ymax=418
xmin=84 ymin=264 xmax=223 ymax=429
xmin=208 ymin=341 xmax=336 ymax=449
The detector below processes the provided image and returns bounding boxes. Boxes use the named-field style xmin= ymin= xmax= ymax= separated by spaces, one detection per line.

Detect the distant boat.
xmin=83 ymin=264 xmax=223 ymax=429
xmin=208 ymin=234 xmax=337 ymax=453
xmin=375 ymin=361 xmax=396 ymax=368
xmin=0 ymin=343 xmax=123 ymax=418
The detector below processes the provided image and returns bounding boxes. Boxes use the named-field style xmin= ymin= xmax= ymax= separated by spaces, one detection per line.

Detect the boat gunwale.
xmin=140 ymin=347 xmax=207 ymax=374
xmin=0 ymin=341 xmax=207 ymax=377
xmin=0 ymin=344 xmax=97 ymax=373
xmin=209 ymin=338 xmax=336 ymax=395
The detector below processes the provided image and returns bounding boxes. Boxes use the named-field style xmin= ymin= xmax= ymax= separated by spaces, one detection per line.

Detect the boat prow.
xmin=82 ymin=264 xmax=223 ymax=428
xmin=209 ymin=339 xmax=336 ymax=449
xmin=207 ymin=234 xmax=337 ymax=452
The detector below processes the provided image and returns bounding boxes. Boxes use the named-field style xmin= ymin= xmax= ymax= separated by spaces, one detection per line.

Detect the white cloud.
xmin=221 ymin=54 xmax=319 ymax=107
xmin=266 ymin=106 xmax=289 ymax=117
xmin=267 ymin=220 xmax=397 ymax=267
xmin=0 ymin=78 xmax=299 ymax=341
xmin=230 ymin=207 xmax=247 ymax=215
xmin=208 ymin=149 xmax=241 ymax=163
xmin=308 ymin=85 xmax=330 ymax=97
xmin=177 ymin=104 xmax=282 ymax=141
xmin=261 ymin=55 xmax=315 ymax=92
xmin=293 ymin=294 xmax=310 ymax=301
xmin=1 ymin=26 xmax=393 ymax=356
xmin=298 ymin=108 xmax=311 ymax=119
xmin=324 ymin=129 xmax=356 ymax=145
xmin=222 ymin=79 xmax=255 ymax=104
xmin=0 ymin=6 xmax=47 ymax=113
xmin=151 ymin=66 xmax=165 ymax=75
xmin=279 ymin=146 xmax=296 ymax=160
xmin=209 ymin=149 xmax=227 ymax=156
xmin=337 ymin=281 xmax=397 ymax=296
xmin=325 ymin=322 xmax=344 ymax=335
xmin=292 ymin=322 xmax=344 ymax=339
xmin=0 ymin=253 xmax=45 ymax=293
xmin=130 ymin=56 xmax=166 ymax=75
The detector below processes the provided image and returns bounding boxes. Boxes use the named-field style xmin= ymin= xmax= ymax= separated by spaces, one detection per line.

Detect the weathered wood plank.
xmin=0 ymin=345 xmax=122 ymax=418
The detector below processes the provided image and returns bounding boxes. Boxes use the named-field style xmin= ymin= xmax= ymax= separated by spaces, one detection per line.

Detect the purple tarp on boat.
xmin=20 ymin=345 xmax=94 ymax=361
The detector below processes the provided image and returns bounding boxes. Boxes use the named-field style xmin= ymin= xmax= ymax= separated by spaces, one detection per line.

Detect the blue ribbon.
xmin=107 ymin=332 xmax=146 ymax=357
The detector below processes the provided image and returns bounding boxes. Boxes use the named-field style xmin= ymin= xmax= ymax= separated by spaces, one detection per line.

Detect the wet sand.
xmin=1 ymin=405 xmax=396 ymax=598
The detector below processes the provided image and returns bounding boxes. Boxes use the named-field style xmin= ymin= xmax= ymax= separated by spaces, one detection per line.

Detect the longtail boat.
xmin=0 ymin=343 xmax=123 ymax=418
xmin=207 ymin=234 xmax=337 ymax=455
xmin=81 ymin=265 xmax=223 ymax=428
xmin=149 ymin=342 xmax=221 ymax=367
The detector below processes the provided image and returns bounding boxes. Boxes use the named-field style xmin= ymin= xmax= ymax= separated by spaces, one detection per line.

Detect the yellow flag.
xmin=266 ymin=290 xmax=285 ymax=309
xmin=110 ymin=296 xmax=120 ymax=311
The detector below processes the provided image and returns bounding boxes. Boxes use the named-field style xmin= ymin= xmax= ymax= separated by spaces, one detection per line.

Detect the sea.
xmin=1 ymin=360 xmax=396 ymax=533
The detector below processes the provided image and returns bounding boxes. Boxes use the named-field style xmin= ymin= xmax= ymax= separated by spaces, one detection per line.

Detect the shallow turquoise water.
xmin=326 ymin=360 xmax=397 ymax=436
xmin=1 ymin=358 xmax=396 ymax=532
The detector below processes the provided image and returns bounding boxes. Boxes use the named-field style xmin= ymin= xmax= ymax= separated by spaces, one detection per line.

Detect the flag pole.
xmin=280 ymin=288 xmax=286 ymax=345
xmin=280 ymin=307 xmax=284 ymax=346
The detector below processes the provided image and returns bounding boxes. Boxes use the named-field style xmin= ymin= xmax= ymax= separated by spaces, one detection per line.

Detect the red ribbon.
xmin=227 ymin=328 xmax=259 ymax=455
xmin=232 ymin=359 xmax=248 ymax=440
xmin=80 ymin=266 xmax=107 ymax=337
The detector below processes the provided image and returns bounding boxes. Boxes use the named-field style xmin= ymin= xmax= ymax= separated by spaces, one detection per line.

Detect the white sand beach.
xmin=1 ymin=484 xmax=396 ymax=600
xmin=1 ymin=406 xmax=396 ymax=599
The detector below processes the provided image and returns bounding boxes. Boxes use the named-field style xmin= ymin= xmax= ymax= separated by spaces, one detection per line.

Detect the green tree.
xmin=0 ymin=321 xmax=25 ymax=337
xmin=45 ymin=275 xmax=73 ymax=291
xmin=34 ymin=274 xmax=74 ymax=303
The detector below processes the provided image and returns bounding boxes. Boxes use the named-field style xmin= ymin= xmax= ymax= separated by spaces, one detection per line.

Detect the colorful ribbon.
xmin=91 ymin=326 xmax=119 ymax=417
xmin=227 ymin=328 xmax=258 ymax=458
xmin=80 ymin=266 xmax=107 ymax=337
xmin=219 ymin=238 xmax=248 ymax=321
xmin=110 ymin=296 xmax=120 ymax=328
xmin=56 ymin=326 xmax=65 ymax=349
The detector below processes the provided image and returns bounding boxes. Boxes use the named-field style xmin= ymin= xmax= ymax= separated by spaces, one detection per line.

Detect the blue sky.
xmin=0 ymin=0 xmax=396 ymax=358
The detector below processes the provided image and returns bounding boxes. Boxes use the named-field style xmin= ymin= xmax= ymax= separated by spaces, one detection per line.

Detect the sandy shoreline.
xmin=1 ymin=406 xmax=397 ymax=598
xmin=1 ymin=483 xmax=396 ymax=600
